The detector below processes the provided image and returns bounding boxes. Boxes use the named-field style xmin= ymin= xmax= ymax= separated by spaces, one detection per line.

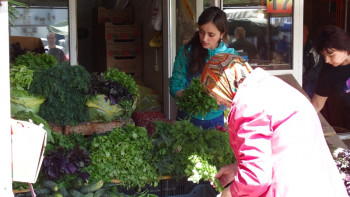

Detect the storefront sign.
xmin=267 ymin=0 xmax=292 ymax=13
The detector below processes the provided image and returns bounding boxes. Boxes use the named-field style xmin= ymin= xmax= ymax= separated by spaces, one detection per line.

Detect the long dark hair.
xmin=186 ymin=6 xmax=228 ymax=75
xmin=314 ymin=25 xmax=350 ymax=54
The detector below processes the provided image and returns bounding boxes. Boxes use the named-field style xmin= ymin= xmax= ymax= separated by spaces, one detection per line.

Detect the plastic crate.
xmin=169 ymin=184 xmax=218 ymax=197
xmin=115 ymin=178 xmax=217 ymax=197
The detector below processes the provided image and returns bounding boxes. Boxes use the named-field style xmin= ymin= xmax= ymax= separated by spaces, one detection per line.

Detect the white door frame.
xmin=0 ymin=1 xmax=14 ymax=196
xmin=69 ymin=0 xmax=78 ymax=65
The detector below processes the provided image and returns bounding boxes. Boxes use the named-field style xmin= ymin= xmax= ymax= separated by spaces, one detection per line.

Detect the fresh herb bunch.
xmin=176 ymin=78 xmax=219 ymax=116
xmin=333 ymin=148 xmax=350 ymax=195
xmin=12 ymin=52 xmax=58 ymax=71
xmin=29 ymin=65 xmax=91 ymax=125
xmin=88 ymin=123 xmax=159 ymax=190
xmin=42 ymin=146 xmax=91 ymax=182
xmin=103 ymin=68 xmax=138 ymax=96
xmin=10 ymin=64 xmax=34 ymax=90
xmin=38 ymin=132 xmax=91 ymax=189
xmin=89 ymin=73 xmax=133 ymax=105
xmin=151 ymin=120 xmax=235 ymax=180
xmin=46 ymin=132 xmax=90 ymax=152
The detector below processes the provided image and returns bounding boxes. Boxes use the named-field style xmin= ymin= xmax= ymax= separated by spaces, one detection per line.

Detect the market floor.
xmin=337 ymin=133 xmax=350 ymax=149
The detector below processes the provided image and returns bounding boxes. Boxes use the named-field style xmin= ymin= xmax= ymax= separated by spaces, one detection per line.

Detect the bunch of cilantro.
xmin=87 ymin=123 xmax=159 ymax=190
xmin=151 ymin=120 xmax=235 ymax=188
xmin=176 ymin=78 xmax=219 ymax=116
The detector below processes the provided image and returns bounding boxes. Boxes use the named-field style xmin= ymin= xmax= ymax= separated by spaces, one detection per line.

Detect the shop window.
xmin=9 ymin=0 xmax=69 ymax=57
xmin=204 ymin=0 xmax=294 ymax=70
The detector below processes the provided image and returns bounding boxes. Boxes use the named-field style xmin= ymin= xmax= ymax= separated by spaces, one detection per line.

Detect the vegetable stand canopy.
xmin=47 ymin=19 xmax=68 ymax=36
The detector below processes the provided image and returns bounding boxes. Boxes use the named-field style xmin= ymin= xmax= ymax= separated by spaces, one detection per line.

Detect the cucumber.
xmin=52 ymin=192 xmax=63 ymax=197
xmin=37 ymin=195 xmax=55 ymax=197
xmin=93 ymin=188 xmax=106 ymax=197
xmin=58 ymin=188 xmax=69 ymax=197
xmin=101 ymin=191 xmax=120 ymax=197
xmin=71 ymin=177 xmax=84 ymax=189
xmin=42 ymin=180 xmax=58 ymax=192
xmin=35 ymin=188 xmax=51 ymax=195
xmin=83 ymin=193 xmax=94 ymax=197
xmin=101 ymin=182 xmax=116 ymax=189
xmin=69 ymin=189 xmax=84 ymax=197
xmin=80 ymin=180 xmax=104 ymax=194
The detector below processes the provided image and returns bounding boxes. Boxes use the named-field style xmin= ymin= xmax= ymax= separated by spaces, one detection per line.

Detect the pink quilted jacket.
xmin=228 ymin=68 xmax=347 ymax=197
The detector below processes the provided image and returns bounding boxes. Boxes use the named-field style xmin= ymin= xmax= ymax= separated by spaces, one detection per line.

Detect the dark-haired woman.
xmin=169 ymin=6 xmax=238 ymax=129
xmin=312 ymin=25 xmax=350 ymax=129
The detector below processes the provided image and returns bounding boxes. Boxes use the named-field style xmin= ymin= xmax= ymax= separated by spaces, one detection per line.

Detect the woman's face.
xmin=321 ymin=48 xmax=350 ymax=66
xmin=199 ymin=22 xmax=224 ymax=50
xmin=47 ymin=34 xmax=56 ymax=46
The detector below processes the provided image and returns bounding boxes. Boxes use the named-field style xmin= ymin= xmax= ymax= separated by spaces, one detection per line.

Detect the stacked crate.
xmin=93 ymin=7 xmax=142 ymax=80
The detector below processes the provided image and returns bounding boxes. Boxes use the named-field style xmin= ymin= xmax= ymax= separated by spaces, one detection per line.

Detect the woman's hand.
xmin=215 ymin=163 xmax=237 ymax=187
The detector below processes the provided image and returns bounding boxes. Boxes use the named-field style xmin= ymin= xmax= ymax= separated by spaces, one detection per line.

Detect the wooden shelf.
xmin=49 ymin=119 xmax=133 ymax=135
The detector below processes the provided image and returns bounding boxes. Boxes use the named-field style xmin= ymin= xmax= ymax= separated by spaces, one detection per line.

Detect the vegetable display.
xmin=87 ymin=123 xmax=159 ymax=190
xmin=151 ymin=120 xmax=235 ymax=190
xmin=333 ymin=148 xmax=350 ymax=195
xmin=11 ymin=52 xmax=57 ymax=71
xmin=176 ymin=78 xmax=219 ymax=116
xmin=29 ymin=64 xmax=91 ymax=125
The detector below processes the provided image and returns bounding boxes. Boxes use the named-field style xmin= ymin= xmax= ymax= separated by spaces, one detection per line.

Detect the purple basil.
xmin=42 ymin=145 xmax=91 ymax=181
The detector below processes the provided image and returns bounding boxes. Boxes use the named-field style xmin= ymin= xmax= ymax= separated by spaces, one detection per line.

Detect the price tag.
xmin=267 ymin=0 xmax=293 ymax=13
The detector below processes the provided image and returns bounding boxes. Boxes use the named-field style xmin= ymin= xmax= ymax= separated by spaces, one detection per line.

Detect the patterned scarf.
xmin=201 ymin=53 xmax=253 ymax=103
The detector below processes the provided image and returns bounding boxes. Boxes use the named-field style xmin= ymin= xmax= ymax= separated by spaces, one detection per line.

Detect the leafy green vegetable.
xmin=87 ymin=123 xmax=159 ymax=190
xmin=12 ymin=52 xmax=58 ymax=71
xmin=46 ymin=131 xmax=90 ymax=152
xmin=87 ymin=72 xmax=137 ymax=120
xmin=10 ymin=89 xmax=46 ymax=115
xmin=8 ymin=0 xmax=27 ymax=25
xmin=151 ymin=120 xmax=235 ymax=183
xmin=10 ymin=64 xmax=34 ymax=90
xmin=29 ymin=65 xmax=91 ymax=125
xmin=176 ymin=78 xmax=219 ymax=116
xmin=103 ymin=68 xmax=138 ymax=97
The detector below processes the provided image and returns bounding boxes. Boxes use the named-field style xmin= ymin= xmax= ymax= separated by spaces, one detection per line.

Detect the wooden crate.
xmin=64 ymin=119 xmax=133 ymax=135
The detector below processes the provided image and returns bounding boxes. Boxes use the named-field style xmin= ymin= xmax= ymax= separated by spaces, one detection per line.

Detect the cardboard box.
xmin=10 ymin=36 xmax=44 ymax=51
xmin=96 ymin=41 xmax=143 ymax=73
xmin=97 ymin=22 xmax=142 ymax=42
xmin=106 ymin=58 xmax=142 ymax=73
xmin=11 ymin=119 xmax=47 ymax=183
xmin=94 ymin=6 xmax=133 ymax=24
xmin=103 ymin=41 xmax=142 ymax=58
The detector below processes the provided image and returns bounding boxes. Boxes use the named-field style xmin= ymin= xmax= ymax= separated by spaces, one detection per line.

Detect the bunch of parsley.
xmin=151 ymin=120 xmax=235 ymax=181
xmin=87 ymin=123 xmax=159 ymax=190
xmin=176 ymin=78 xmax=219 ymax=116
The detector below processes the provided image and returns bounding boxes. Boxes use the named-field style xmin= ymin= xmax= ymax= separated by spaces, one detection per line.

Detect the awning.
xmin=47 ymin=19 xmax=69 ymax=36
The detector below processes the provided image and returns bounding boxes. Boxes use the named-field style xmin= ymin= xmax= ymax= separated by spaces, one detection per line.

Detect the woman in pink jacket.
xmin=201 ymin=53 xmax=347 ymax=197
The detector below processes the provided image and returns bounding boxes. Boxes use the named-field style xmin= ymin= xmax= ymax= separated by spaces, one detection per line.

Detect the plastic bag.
xmin=151 ymin=0 xmax=162 ymax=31
xmin=10 ymin=89 xmax=46 ymax=116
xmin=136 ymin=85 xmax=161 ymax=111
xmin=149 ymin=0 xmax=162 ymax=47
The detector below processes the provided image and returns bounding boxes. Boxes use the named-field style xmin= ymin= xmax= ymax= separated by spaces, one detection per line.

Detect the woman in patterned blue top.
xmin=169 ymin=6 xmax=238 ymax=129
